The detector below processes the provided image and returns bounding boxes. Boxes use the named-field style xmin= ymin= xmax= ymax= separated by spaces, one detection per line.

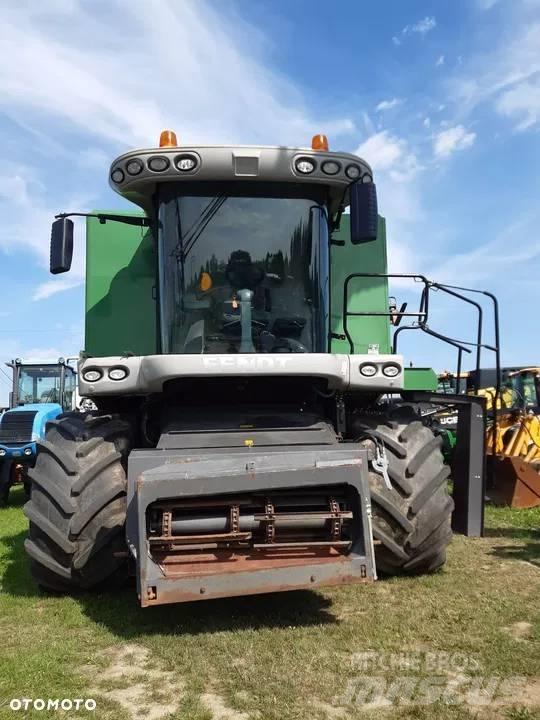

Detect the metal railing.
xmin=342 ymin=273 xmax=501 ymax=458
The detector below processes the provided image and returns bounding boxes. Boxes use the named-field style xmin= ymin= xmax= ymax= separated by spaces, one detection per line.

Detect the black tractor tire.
xmin=24 ymin=413 xmax=132 ymax=592
xmin=355 ymin=406 xmax=454 ymax=576
xmin=0 ymin=461 xmax=12 ymax=507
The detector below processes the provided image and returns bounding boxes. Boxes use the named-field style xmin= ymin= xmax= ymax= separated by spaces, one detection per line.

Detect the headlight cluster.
xmin=82 ymin=367 xmax=129 ymax=383
xmin=359 ymin=362 xmax=402 ymax=379
xmin=111 ymin=153 xmax=199 ymax=184
xmin=294 ymin=156 xmax=370 ymax=182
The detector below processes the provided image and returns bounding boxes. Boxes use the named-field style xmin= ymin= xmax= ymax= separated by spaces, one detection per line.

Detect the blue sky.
xmin=0 ymin=0 xmax=539 ymax=403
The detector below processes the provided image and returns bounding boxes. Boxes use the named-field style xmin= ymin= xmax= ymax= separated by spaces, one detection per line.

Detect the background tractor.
xmin=25 ymin=132 xmax=487 ymax=607
xmin=0 ymin=358 xmax=77 ymax=506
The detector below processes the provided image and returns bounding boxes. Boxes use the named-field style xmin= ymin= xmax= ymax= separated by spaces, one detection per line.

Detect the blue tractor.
xmin=0 ymin=358 xmax=77 ymax=506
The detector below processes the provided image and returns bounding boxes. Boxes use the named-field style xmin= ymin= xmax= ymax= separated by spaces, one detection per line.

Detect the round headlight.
xmin=175 ymin=155 xmax=198 ymax=172
xmin=0 ymin=449 xmax=6 ymax=457
xmin=111 ymin=168 xmax=125 ymax=184
xmin=321 ymin=160 xmax=340 ymax=175
xmin=148 ymin=156 xmax=170 ymax=172
xmin=360 ymin=363 xmax=378 ymax=377
xmin=362 ymin=173 xmax=373 ymax=184
xmin=83 ymin=369 xmax=102 ymax=383
xmin=345 ymin=164 xmax=361 ymax=180
xmin=295 ymin=158 xmax=316 ymax=174
xmin=382 ymin=364 xmax=401 ymax=378
xmin=24 ymin=447 xmax=33 ymax=456
xmin=108 ymin=367 xmax=128 ymax=381
xmin=126 ymin=159 xmax=144 ymax=175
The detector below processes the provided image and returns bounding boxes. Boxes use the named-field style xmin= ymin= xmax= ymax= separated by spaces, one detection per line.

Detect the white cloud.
xmin=427 ymin=215 xmax=540 ymax=286
xmin=423 ymin=117 xmax=431 ymax=128
xmin=356 ymin=131 xmax=405 ymax=171
xmin=375 ymin=98 xmax=403 ymax=112
xmin=33 ymin=277 xmax=84 ymax=301
xmin=496 ymin=79 xmax=540 ymax=130
xmin=0 ymin=165 xmax=88 ymax=284
xmin=404 ymin=16 xmax=437 ymax=36
xmin=436 ymin=55 xmax=445 ymax=67
xmin=451 ymin=22 xmax=540 ymax=131
xmin=354 ymin=130 xmax=423 ymax=280
xmin=0 ymin=1 xmax=355 ymax=149
xmin=433 ymin=125 xmax=476 ymax=157
xmin=393 ymin=16 xmax=436 ymax=45
xmin=0 ymin=0 xmax=358 ymax=300
xmin=356 ymin=131 xmax=421 ymax=182
xmin=78 ymin=147 xmax=110 ymax=170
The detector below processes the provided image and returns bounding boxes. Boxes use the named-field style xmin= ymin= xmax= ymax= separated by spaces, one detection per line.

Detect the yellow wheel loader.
xmin=487 ymin=367 xmax=540 ymax=508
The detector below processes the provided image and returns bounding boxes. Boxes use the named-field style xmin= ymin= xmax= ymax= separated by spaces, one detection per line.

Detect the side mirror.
xmin=50 ymin=218 xmax=74 ymax=274
xmin=350 ymin=181 xmax=378 ymax=244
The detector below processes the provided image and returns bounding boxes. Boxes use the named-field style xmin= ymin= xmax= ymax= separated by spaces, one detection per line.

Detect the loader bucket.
xmin=488 ymin=455 xmax=540 ymax=509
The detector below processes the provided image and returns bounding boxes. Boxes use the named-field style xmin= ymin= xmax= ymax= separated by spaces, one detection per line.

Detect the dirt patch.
xmin=518 ymin=677 xmax=540 ymax=708
xmin=311 ymin=699 xmax=348 ymax=718
xmin=200 ymin=691 xmax=250 ymax=720
xmin=502 ymin=621 xmax=533 ymax=642
xmin=81 ymin=643 xmax=184 ymax=720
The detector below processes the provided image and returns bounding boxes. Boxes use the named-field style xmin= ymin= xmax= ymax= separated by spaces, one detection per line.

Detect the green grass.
xmin=0 ymin=487 xmax=538 ymax=719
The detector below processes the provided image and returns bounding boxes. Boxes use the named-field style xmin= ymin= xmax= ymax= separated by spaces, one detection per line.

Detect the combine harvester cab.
xmin=25 ymin=131 xmax=489 ymax=607
xmin=0 ymin=359 xmax=76 ymax=505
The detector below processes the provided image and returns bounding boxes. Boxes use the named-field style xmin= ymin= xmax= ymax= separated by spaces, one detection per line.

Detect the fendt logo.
xmin=202 ymin=356 xmax=293 ymax=370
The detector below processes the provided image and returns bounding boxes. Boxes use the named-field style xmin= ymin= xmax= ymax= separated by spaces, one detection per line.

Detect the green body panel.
xmin=330 ymin=215 xmax=391 ymax=354
xmin=404 ymin=368 xmax=438 ymax=392
xmin=85 ymin=212 xmax=156 ymax=357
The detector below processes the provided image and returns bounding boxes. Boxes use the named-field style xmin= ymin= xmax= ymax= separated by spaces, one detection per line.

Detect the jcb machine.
xmin=487 ymin=367 xmax=540 ymax=508
xmin=25 ymin=132 xmax=487 ymax=606
xmin=0 ymin=359 xmax=76 ymax=505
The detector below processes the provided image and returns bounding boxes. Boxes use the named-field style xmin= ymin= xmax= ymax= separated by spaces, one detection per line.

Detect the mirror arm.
xmin=54 ymin=212 xmax=152 ymax=227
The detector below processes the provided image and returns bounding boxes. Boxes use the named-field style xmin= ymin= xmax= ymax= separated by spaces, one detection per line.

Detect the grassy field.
xmin=0 ymin=487 xmax=538 ymax=720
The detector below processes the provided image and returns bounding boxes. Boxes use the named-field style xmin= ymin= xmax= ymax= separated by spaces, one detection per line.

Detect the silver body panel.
xmin=79 ymin=353 xmax=404 ymax=396
xmin=109 ymin=144 xmax=373 ymax=214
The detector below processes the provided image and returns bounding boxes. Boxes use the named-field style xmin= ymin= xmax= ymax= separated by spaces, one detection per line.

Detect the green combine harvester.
xmin=25 ymin=131 xmax=487 ymax=607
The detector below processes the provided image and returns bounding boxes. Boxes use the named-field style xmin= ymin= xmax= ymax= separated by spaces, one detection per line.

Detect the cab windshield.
xmin=158 ymin=182 xmax=330 ymax=354
xmin=16 ymin=365 xmax=76 ymax=409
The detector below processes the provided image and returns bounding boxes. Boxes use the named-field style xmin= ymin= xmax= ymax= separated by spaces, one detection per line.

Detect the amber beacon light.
xmin=311 ymin=134 xmax=329 ymax=151
xmin=159 ymin=130 xmax=178 ymax=148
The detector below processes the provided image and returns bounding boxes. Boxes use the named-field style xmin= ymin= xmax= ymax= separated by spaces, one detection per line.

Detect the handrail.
xmin=342 ymin=273 xmax=500 ymax=388
xmin=342 ymin=273 xmax=501 ymax=476
xmin=342 ymin=273 xmax=431 ymax=355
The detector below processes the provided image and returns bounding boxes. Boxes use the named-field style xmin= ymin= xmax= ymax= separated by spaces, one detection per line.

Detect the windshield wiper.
xmin=173 ymin=195 xmax=228 ymax=262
